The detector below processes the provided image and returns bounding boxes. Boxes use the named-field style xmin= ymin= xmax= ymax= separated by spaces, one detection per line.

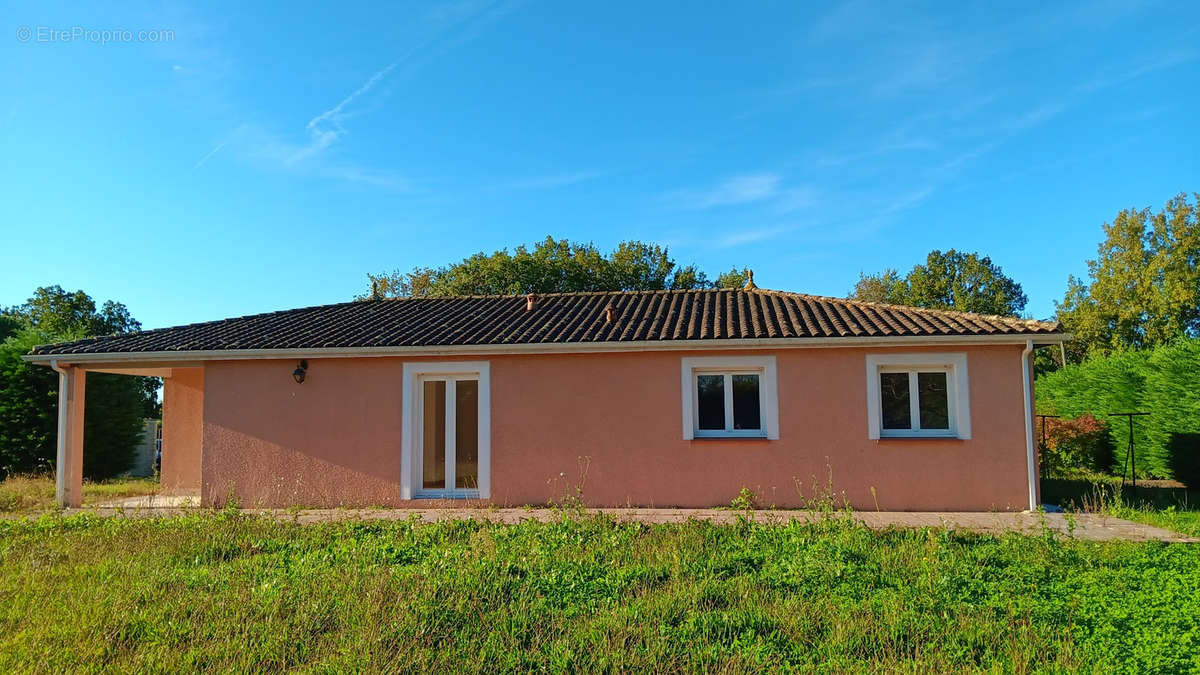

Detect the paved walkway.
xmin=84 ymin=498 xmax=1195 ymax=542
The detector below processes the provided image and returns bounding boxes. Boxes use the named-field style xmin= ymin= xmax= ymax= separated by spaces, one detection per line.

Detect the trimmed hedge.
xmin=1036 ymin=338 xmax=1200 ymax=482
xmin=0 ymin=328 xmax=147 ymax=480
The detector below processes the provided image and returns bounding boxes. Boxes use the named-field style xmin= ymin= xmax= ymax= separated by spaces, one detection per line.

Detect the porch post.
xmin=55 ymin=366 xmax=86 ymax=507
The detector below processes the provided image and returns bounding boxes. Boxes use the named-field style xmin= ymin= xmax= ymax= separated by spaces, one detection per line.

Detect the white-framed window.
xmin=865 ymin=353 xmax=971 ymax=439
xmin=681 ymin=356 xmax=779 ymax=440
xmin=401 ymin=361 xmax=490 ymax=499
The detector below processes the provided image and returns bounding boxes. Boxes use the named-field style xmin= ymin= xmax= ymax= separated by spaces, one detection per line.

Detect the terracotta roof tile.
xmin=29 ymin=288 xmax=1062 ymax=356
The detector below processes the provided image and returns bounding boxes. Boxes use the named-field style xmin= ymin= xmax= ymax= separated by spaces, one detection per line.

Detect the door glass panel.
xmin=455 ymin=380 xmax=479 ymax=489
xmin=696 ymin=374 xmax=725 ymax=430
xmin=422 ymin=380 xmax=446 ymax=490
xmin=918 ymin=371 xmax=950 ymax=429
xmin=731 ymin=374 xmax=761 ymax=430
xmin=880 ymin=372 xmax=911 ymax=430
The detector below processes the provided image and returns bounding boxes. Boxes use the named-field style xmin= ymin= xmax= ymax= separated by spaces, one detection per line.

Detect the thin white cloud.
xmin=872 ymin=44 xmax=959 ymax=97
xmin=289 ymin=62 xmax=398 ymax=166
xmin=811 ymin=0 xmax=894 ymax=41
xmin=285 ymin=0 xmax=519 ymax=167
xmin=815 ymin=139 xmax=940 ymax=168
xmin=205 ymin=1 xmax=519 ymax=189
xmin=930 ymin=141 xmax=1001 ymax=176
xmin=718 ymin=224 xmax=797 ymax=248
xmin=192 ymin=140 xmax=227 ymax=169
xmin=987 ymin=49 xmax=1194 ymax=142
xmin=322 ymin=165 xmax=412 ymax=191
xmin=772 ymin=186 xmax=822 ymax=213
xmin=1008 ymin=102 xmax=1067 ymax=131
xmin=882 ymin=186 xmax=934 ymax=214
xmin=1075 ymin=49 xmax=1198 ymax=94
xmin=488 ymin=171 xmax=607 ymax=193
xmin=668 ymin=173 xmax=782 ymax=210
xmin=220 ymin=123 xmax=413 ymax=190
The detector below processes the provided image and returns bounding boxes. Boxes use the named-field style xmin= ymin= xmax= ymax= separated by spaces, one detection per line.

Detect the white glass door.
xmin=417 ymin=375 xmax=480 ymax=497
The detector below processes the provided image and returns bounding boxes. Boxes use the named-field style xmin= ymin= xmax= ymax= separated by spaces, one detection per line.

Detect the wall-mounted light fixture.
xmin=292 ymin=360 xmax=308 ymax=384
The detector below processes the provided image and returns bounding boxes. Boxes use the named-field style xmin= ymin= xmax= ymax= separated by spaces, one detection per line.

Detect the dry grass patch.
xmin=0 ymin=475 xmax=159 ymax=515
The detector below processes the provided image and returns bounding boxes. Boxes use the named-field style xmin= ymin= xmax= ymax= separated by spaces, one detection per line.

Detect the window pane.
xmin=732 ymin=374 xmax=761 ymax=430
xmin=422 ymin=380 xmax=446 ymax=490
xmin=696 ymin=374 xmax=725 ymax=430
xmin=880 ymin=372 xmax=911 ymax=430
xmin=918 ymin=371 xmax=950 ymax=430
xmin=455 ymin=380 xmax=479 ymax=489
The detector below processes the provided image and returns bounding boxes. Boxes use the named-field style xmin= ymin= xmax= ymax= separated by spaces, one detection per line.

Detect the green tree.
xmin=1056 ymin=193 xmax=1200 ymax=359
xmin=851 ymin=250 xmax=1028 ymax=316
xmin=0 ymin=314 xmax=21 ymax=342
xmin=850 ymin=268 xmax=907 ymax=305
xmin=6 ymin=285 xmax=141 ymax=336
xmin=714 ymin=267 xmax=752 ymax=289
xmin=362 ymin=236 xmax=738 ymax=298
xmin=0 ymin=287 xmax=157 ymax=479
xmin=0 ymin=329 xmax=59 ymax=478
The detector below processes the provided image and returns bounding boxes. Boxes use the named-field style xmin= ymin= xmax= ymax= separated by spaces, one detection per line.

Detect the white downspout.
xmin=1020 ymin=340 xmax=1038 ymax=511
xmin=49 ymin=359 xmax=71 ymax=505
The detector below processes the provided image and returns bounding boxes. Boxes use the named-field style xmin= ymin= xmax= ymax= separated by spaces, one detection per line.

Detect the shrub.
xmin=1038 ymin=414 xmax=1114 ymax=476
xmin=1166 ymin=433 xmax=1200 ymax=488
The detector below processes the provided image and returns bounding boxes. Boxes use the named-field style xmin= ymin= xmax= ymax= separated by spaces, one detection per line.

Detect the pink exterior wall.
xmin=196 ymin=345 xmax=1034 ymax=511
xmin=161 ymin=367 xmax=204 ymax=493
xmin=492 ymin=347 xmax=1028 ymax=510
xmin=201 ymin=358 xmax=404 ymax=507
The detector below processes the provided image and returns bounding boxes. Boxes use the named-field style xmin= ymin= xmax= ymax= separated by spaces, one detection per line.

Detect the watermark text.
xmin=17 ymin=26 xmax=175 ymax=44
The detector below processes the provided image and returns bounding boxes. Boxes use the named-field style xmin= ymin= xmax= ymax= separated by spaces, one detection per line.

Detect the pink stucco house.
xmin=26 ymin=287 xmax=1065 ymax=511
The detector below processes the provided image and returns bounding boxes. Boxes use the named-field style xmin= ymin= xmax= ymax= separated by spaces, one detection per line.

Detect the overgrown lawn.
xmin=0 ymin=475 xmax=158 ymax=515
xmin=1 ymin=513 xmax=1197 ymax=672
xmin=1044 ymin=475 xmax=1200 ymax=538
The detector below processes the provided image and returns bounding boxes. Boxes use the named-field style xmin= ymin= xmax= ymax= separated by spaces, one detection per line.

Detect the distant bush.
xmin=1037 ymin=414 xmax=1114 ymax=477
xmin=1167 ymin=433 xmax=1200 ymax=488
xmin=1036 ymin=338 xmax=1200 ymax=479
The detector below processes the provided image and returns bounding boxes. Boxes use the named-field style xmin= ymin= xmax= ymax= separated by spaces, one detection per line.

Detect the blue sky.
xmin=2 ymin=1 xmax=1197 ymax=329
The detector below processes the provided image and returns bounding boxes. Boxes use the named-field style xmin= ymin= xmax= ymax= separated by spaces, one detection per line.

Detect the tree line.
xmin=362 ymin=237 xmax=750 ymax=298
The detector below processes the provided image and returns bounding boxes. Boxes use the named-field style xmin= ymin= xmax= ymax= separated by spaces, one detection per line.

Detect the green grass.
xmin=1043 ymin=474 xmax=1200 ymax=538
xmin=1 ymin=513 xmax=1198 ymax=672
xmin=0 ymin=475 xmax=159 ymax=515
xmin=1113 ymin=506 xmax=1200 ymax=539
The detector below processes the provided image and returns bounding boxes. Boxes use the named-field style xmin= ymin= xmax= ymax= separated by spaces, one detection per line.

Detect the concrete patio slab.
xmin=72 ymin=502 xmax=1196 ymax=543
xmin=97 ymin=494 xmax=199 ymax=508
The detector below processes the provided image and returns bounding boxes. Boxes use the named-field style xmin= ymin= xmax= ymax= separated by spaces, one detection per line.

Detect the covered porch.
xmin=47 ymin=360 xmax=203 ymax=507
